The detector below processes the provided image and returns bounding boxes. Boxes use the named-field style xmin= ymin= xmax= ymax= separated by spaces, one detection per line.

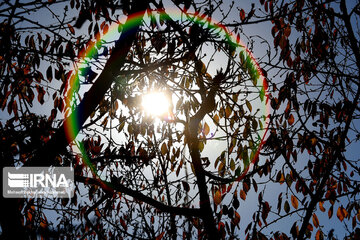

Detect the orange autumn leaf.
xmin=156 ymin=232 xmax=165 ymax=240
xmin=312 ymin=213 xmax=319 ymax=228
xmin=319 ymin=201 xmax=325 ymax=212
xmin=103 ymin=24 xmax=109 ymax=34
xmin=288 ymin=114 xmax=295 ymax=125
xmin=203 ymin=122 xmax=210 ymax=136
xmin=240 ymin=189 xmax=246 ymax=201
xmin=291 ymin=195 xmax=298 ymax=209
xmin=240 ymin=9 xmax=246 ymax=21
xmin=214 ymin=190 xmax=222 ymax=205
xmin=95 ymin=208 xmax=101 ymax=217
xmin=67 ymin=23 xmax=75 ymax=34
xmin=161 ymin=142 xmax=168 ymax=155
xmin=315 ymin=230 xmax=324 ymax=240
xmin=337 ymin=206 xmax=348 ymax=222
xmin=233 ymin=211 xmax=240 ymax=225
xmin=328 ymin=205 xmax=333 ymax=218
xmin=307 ymin=223 xmax=313 ymax=232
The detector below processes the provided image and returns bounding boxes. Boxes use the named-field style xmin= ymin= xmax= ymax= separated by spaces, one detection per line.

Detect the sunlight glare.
xmin=141 ymin=92 xmax=170 ymax=117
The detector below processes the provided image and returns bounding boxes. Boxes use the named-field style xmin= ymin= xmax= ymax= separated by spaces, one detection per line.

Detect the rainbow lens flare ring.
xmin=64 ymin=9 xmax=270 ymax=184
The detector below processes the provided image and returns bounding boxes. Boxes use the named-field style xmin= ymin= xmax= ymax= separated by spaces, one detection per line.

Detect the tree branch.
xmin=298 ymin=2 xmax=360 ymax=238
xmin=75 ymin=175 xmax=202 ymax=218
xmin=26 ymin=0 xmax=149 ymax=167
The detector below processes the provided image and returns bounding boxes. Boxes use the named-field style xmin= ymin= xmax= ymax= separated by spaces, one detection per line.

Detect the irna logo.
xmin=3 ymin=167 xmax=74 ymax=198
xmin=8 ymin=172 xmax=69 ymax=188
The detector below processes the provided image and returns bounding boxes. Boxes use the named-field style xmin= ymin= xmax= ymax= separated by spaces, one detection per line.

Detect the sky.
xmin=1 ymin=0 xmax=359 ymax=239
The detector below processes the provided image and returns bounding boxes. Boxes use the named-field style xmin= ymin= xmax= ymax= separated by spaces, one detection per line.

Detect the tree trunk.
xmin=27 ymin=0 xmax=149 ymax=167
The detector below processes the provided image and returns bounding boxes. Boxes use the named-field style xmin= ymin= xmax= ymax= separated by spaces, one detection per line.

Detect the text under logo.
xmin=3 ymin=167 xmax=74 ymax=198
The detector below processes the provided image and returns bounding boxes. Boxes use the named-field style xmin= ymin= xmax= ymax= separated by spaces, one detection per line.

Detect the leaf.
xmin=120 ymin=218 xmax=127 ymax=231
xmin=279 ymin=173 xmax=285 ymax=184
xmin=92 ymin=145 xmax=102 ymax=155
xmin=27 ymin=211 xmax=33 ymax=222
xmin=312 ymin=213 xmax=319 ymax=228
xmin=213 ymin=114 xmax=219 ymax=124
xmin=203 ymin=122 xmax=210 ymax=136
xmin=95 ymin=208 xmax=101 ymax=217
xmin=310 ymin=137 xmax=317 ymax=146
xmin=156 ymin=232 xmax=165 ymax=240
xmin=225 ymin=105 xmax=232 ymax=118
xmin=284 ymin=200 xmax=290 ymax=213
xmin=161 ymin=142 xmax=168 ymax=155
xmin=240 ymin=9 xmax=246 ymax=21
xmin=182 ymin=181 xmax=190 ymax=192
xmin=214 ymin=190 xmax=222 ymax=205
xmin=29 ymin=36 xmax=35 ymax=49
xmin=218 ymin=161 xmax=225 ymax=176
xmin=101 ymin=116 xmax=108 ymax=129
xmin=307 ymin=223 xmax=313 ymax=232
xmin=279 ymin=34 xmax=287 ymax=49
xmin=319 ymin=201 xmax=325 ymax=212
xmin=118 ymin=121 xmax=125 ymax=132
xmin=289 ymin=223 xmax=298 ymax=238
xmin=176 ymin=161 xmax=182 ymax=176
xmin=337 ymin=206 xmax=347 ymax=222
xmin=67 ymin=23 xmax=75 ymax=34
xmin=253 ymin=179 xmax=258 ymax=192
xmin=246 ymin=100 xmax=252 ymax=112
xmin=315 ymin=230 xmax=324 ymax=240
xmin=288 ymin=114 xmax=295 ymax=125
xmin=233 ymin=195 xmax=240 ymax=209
xmin=291 ymin=195 xmax=298 ymax=209
xmin=46 ymin=66 xmax=52 ymax=81
xmin=40 ymin=218 xmax=48 ymax=229
xmin=284 ymin=25 xmax=291 ymax=37
xmin=240 ymin=190 xmax=246 ymax=201
xmin=277 ymin=193 xmax=283 ymax=214
xmin=328 ymin=205 xmax=333 ymax=218
xmin=103 ymin=24 xmax=109 ymax=34
xmin=36 ymin=85 xmax=45 ymax=104
xmin=233 ymin=211 xmax=240 ymax=225
xmin=195 ymin=60 xmax=206 ymax=74
xmin=12 ymin=100 xmax=17 ymax=116
xmin=262 ymin=201 xmax=270 ymax=224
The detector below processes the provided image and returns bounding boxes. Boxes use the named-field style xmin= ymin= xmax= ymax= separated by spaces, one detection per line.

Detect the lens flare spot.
xmin=141 ymin=92 xmax=170 ymax=117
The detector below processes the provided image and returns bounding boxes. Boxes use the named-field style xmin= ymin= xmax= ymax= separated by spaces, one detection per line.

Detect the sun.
xmin=141 ymin=92 xmax=170 ymax=117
